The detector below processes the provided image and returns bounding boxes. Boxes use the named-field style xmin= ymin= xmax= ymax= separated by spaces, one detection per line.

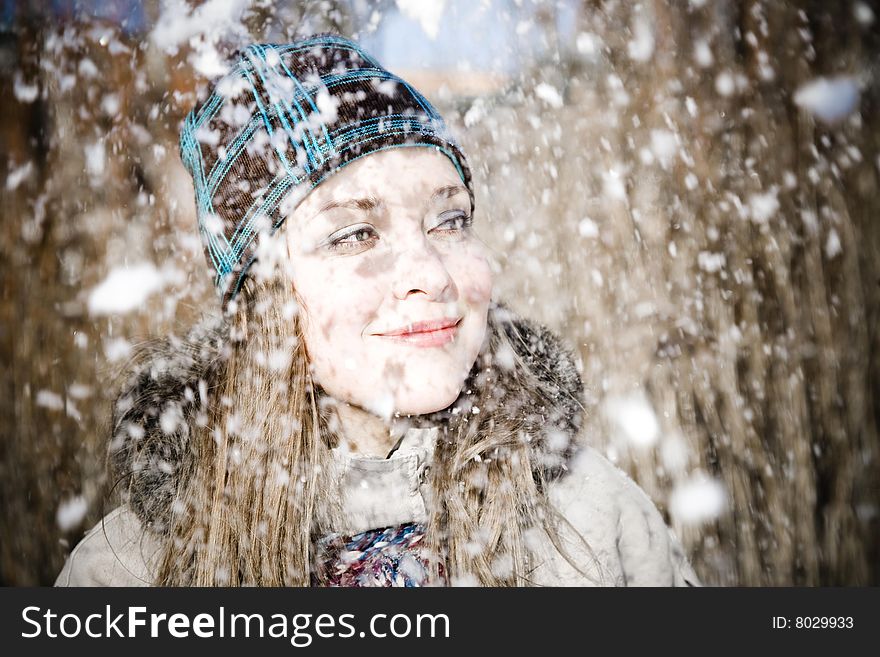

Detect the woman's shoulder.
xmin=549 ymin=444 xmax=662 ymax=517
xmin=54 ymin=505 xmax=161 ymax=587
xmin=544 ymin=445 xmax=702 ymax=586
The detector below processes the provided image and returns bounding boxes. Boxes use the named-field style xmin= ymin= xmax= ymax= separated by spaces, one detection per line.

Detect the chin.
xmin=395 ymin=385 xmax=463 ymax=416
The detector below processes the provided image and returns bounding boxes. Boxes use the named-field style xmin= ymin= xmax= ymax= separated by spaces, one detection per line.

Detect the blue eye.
xmin=434 ymin=211 xmax=473 ymax=233
xmin=328 ymin=226 xmax=378 ymax=252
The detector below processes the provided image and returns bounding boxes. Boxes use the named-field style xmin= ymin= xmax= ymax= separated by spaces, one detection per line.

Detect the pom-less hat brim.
xmin=179 ymin=34 xmax=474 ymax=310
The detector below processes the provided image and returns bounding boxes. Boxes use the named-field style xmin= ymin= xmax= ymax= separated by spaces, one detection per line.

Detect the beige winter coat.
xmin=56 ymin=425 xmax=700 ymax=587
xmin=54 ymin=302 xmax=701 ymax=587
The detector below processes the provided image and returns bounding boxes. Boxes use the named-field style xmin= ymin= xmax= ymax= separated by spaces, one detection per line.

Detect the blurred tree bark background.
xmin=1 ymin=0 xmax=877 ymax=585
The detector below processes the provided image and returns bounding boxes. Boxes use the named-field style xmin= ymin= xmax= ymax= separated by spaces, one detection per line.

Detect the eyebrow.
xmin=431 ymin=184 xmax=469 ymax=201
xmin=315 ymin=195 xmax=382 ymax=216
xmin=312 ymin=185 xmax=469 ymax=219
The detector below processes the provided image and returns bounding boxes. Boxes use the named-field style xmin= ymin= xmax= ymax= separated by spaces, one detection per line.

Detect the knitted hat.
xmin=179 ymin=34 xmax=474 ymax=310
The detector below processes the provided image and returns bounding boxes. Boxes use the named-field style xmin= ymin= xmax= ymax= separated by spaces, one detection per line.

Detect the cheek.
xmin=292 ymin=258 xmax=384 ymax=341
xmin=447 ymin=248 xmax=493 ymax=304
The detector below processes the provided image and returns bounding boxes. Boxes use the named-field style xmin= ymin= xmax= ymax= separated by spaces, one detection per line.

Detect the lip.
xmin=377 ymin=317 xmax=462 ymax=337
xmin=374 ymin=317 xmax=462 ymax=347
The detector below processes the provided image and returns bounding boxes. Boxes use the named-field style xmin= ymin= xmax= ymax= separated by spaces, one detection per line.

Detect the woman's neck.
xmin=332 ymin=400 xmax=415 ymax=457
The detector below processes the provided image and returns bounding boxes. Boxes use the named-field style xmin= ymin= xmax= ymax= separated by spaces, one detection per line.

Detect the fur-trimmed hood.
xmin=108 ymin=300 xmax=586 ymax=531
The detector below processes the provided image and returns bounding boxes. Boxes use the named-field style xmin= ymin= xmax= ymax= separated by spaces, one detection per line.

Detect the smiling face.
xmin=282 ymin=147 xmax=494 ymax=418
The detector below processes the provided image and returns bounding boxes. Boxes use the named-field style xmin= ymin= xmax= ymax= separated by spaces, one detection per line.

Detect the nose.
xmin=390 ymin=235 xmax=455 ymax=302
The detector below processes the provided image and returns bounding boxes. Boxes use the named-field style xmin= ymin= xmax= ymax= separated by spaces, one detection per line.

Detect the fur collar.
xmin=108 ymin=300 xmax=585 ymax=530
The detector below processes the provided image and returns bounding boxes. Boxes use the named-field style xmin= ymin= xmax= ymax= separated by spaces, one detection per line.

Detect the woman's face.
xmin=282 ymin=147 xmax=493 ymax=417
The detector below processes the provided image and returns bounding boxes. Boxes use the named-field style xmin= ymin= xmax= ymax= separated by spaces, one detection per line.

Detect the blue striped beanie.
xmin=179 ymin=34 xmax=474 ymax=310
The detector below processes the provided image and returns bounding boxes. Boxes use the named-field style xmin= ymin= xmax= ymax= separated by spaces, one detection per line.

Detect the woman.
xmin=56 ymin=35 xmax=700 ymax=587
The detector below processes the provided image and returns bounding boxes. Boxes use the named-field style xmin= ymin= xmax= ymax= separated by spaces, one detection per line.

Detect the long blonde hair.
xmin=134 ymin=273 xmax=595 ymax=586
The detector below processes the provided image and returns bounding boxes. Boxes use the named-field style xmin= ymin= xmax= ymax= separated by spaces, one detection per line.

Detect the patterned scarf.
xmin=313 ymin=523 xmax=447 ymax=587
